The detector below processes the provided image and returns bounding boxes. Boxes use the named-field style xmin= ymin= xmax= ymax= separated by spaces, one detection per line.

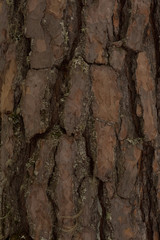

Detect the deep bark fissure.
xmin=115 ymin=131 xmax=123 ymax=191
xmin=67 ymin=0 xmax=83 ymax=61
xmin=119 ymin=0 xmax=131 ymax=40
xmin=84 ymin=108 xmax=95 ymax=177
xmin=13 ymin=145 xmax=32 ymax=235
xmin=125 ymin=51 xmax=143 ymax=138
xmin=10 ymin=123 xmax=30 ymax=235
xmin=118 ymin=0 xmax=126 ymax=39
xmin=47 ymin=144 xmax=59 ymax=240
xmin=55 ymin=0 xmax=83 ymax=70
xmin=98 ymin=180 xmax=113 ymax=240
xmin=139 ymin=144 xmax=154 ymax=240
xmin=150 ymin=0 xmax=160 ymax=133
xmin=98 ymin=181 xmax=106 ymax=240
xmin=150 ymin=1 xmax=160 ymax=79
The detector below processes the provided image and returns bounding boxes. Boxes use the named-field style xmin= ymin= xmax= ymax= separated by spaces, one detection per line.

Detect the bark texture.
xmin=0 ymin=0 xmax=160 ymax=239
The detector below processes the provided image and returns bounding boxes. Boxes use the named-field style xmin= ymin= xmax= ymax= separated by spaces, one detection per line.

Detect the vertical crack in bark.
xmin=115 ymin=131 xmax=122 ymax=190
xmin=125 ymin=51 xmax=143 ymax=138
xmin=150 ymin=0 xmax=160 ymax=133
xmin=10 ymin=120 xmax=30 ymax=235
xmin=98 ymin=181 xmax=105 ymax=240
xmin=98 ymin=180 xmax=113 ymax=240
xmin=58 ymin=0 xmax=83 ymax=69
xmin=147 ymin=1 xmax=160 ymax=238
xmin=46 ymin=144 xmax=59 ymax=240
xmin=84 ymin=108 xmax=95 ymax=177
xmin=119 ymin=0 xmax=131 ymax=40
xmin=139 ymin=144 xmax=155 ymax=240
xmin=68 ymin=0 xmax=83 ymax=61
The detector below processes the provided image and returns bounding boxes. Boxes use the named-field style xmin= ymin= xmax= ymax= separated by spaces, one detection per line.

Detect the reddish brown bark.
xmin=0 ymin=0 xmax=160 ymax=239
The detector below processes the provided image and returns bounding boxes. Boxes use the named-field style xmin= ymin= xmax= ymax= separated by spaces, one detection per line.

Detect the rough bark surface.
xmin=0 ymin=0 xmax=160 ymax=239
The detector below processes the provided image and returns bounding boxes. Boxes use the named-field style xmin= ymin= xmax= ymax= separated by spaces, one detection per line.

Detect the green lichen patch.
xmin=126 ymin=137 xmax=143 ymax=145
xmin=8 ymin=232 xmax=30 ymax=240
xmin=60 ymin=20 xmax=69 ymax=49
xmin=25 ymin=150 xmax=39 ymax=171
xmin=49 ymin=125 xmax=63 ymax=145
xmin=8 ymin=110 xmax=23 ymax=144
xmin=86 ymin=116 xmax=97 ymax=163
xmin=71 ymin=56 xmax=89 ymax=73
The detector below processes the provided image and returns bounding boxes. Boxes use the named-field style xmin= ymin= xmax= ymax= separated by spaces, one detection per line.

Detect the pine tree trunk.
xmin=0 ymin=0 xmax=160 ymax=239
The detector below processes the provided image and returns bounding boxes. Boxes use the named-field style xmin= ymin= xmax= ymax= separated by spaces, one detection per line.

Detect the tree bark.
xmin=0 ymin=0 xmax=160 ymax=239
